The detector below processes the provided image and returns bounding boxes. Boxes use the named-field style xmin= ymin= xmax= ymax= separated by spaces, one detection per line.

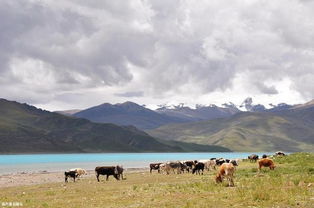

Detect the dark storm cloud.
xmin=0 ymin=0 xmax=314 ymax=108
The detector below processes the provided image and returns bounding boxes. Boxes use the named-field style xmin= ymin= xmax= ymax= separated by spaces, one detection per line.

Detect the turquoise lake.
xmin=0 ymin=152 xmax=274 ymax=174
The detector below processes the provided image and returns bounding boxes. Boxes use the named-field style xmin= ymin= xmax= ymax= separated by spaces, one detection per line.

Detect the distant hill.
xmin=148 ymin=106 xmax=314 ymax=152
xmin=0 ymin=99 xmax=229 ymax=153
xmin=74 ymin=101 xmax=191 ymax=130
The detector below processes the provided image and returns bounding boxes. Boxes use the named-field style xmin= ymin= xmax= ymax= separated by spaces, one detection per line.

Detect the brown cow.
xmin=258 ymin=158 xmax=275 ymax=171
xmin=215 ymin=163 xmax=235 ymax=187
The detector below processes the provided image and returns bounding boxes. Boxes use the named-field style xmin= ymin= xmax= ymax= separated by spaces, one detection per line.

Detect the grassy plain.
xmin=0 ymin=153 xmax=313 ymax=208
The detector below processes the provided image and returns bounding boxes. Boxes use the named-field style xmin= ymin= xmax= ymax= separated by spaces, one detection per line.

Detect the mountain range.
xmin=71 ymin=101 xmax=242 ymax=130
xmin=58 ymin=97 xmax=300 ymax=131
xmin=74 ymin=102 xmax=191 ymax=130
xmin=0 ymin=99 xmax=229 ymax=153
xmin=148 ymin=100 xmax=314 ymax=152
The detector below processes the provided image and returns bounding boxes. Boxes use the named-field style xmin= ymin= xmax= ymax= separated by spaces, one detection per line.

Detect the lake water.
xmin=0 ymin=152 xmax=274 ymax=174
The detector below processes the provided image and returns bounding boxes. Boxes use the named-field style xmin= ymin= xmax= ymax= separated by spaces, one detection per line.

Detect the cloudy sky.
xmin=1 ymin=0 xmax=314 ymax=111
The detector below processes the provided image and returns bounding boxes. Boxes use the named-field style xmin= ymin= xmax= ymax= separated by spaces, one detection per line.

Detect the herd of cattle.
xmin=64 ymin=151 xmax=285 ymax=187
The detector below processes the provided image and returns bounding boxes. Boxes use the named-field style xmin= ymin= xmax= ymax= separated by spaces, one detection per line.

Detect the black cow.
xmin=216 ymin=158 xmax=226 ymax=166
xmin=116 ymin=165 xmax=124 ymax=180
xmin=65 ymin=171 xmax=78 ymax=183
xmin=262 ymin=154 xmax=268 ymax=158
xmin=183 ymin=161 xmax=195 ymax=173
xmin=150 ymin=163 xmax=162 ymax=173
xmin=275 ymin=151 xmax=286 ymax=156
xmin=95 ymin=166 xmax=120 ymax=182
xmin=180 ymin=162 xmax=188 ymax=173
xmin=248 ymin=154 xmax=259 ymax=162
xmin=192 ymin=162 xmax=205 ymax=175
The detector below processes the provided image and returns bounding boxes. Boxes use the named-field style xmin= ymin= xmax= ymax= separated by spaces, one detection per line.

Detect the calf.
xmin=70 ymin=168 xmax=87 ymax=177
xmin=65 ymin=171 xmax=78 ymax=183
xmin=95 ymin=166 xmax=120 ymax=182
xmin=258 ymin=158 xmax=275 ymax=171
xmin=149 ymin=163 xmax=162 ymax=173
xmin=215 ymin=163 xmax=235 ymax=187
xmin=192 ymin=162 xmax=205 ymax=175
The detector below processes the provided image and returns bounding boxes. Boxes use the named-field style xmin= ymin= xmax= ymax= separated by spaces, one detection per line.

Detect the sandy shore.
xmin=0 ymin=168 xmax=148 ymax=188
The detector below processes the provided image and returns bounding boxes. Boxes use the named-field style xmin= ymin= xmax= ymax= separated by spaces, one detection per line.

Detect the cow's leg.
xmin=113 ymin=174 xmax=119 ymax=180
xmin=96 ymin=173 xmax=100 ymax=182
xmin=106 ymin=175 xmax=109 ymax=181
xmin=73 ymin=176 xmax=76 ymax=182
xmin=150 ymin=168 xmax=152 ymax=174
xmin=229 ymin=177 xmax=234 ymax=187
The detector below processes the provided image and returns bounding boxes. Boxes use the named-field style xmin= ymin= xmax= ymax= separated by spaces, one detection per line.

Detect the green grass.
xmin=1 ymin=153 xmax=314 ymax=208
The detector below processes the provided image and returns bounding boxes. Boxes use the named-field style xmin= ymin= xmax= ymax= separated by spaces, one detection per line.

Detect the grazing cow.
xmin=65 ymin=171 xmax=78 ymax=183
xmin=149 ymin=163 xmax=162 ymax=173
xmin=262 ymin=154 xmax=268 ymax=158
xmin=275 ymin=151 xmax=286 ymax=156
xmin=159 ymin=163 xmax=166 ymax=173
xmin=215 ymin=163 xmax=235 ymax=187
xmin=199 ymin=159 xmax=216 ymax=171
xmin=165 ymin=161 xmax=183 ymax=174
xmin=70 ymin=168 xmax=87 ymax=177
xmin=230 ymin=160 xmax=238 ymax=166
xmin=192 ymin=162 xmax=205 ymax=175
xmin=180 ymin=162 xmax=188 ymax=173
xmin=258 ymin=158 xmax=275 ymax=171
xmin=95 ymin=166 xmax=120 ymax=182
xmin=248 ymin=154 xmax=259 ymax=162
xmin=216 ymin=158 xmax=227 ymax=166
xmin=183 ymin=161 xmax=195 ymax=173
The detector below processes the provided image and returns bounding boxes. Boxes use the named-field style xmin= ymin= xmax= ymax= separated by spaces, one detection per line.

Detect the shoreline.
xmin=0 ymin=168 xmax=149 ymax=188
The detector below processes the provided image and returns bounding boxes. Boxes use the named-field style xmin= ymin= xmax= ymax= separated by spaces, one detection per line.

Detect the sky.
xmin=1 ymin=0 xmax=314 ymax=111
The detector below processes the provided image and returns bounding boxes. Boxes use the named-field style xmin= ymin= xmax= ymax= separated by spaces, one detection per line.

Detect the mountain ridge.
xmin=0 ymin=99 xmax=230 ymax=153
xmin=148 ymin=109 xmax=314 ymax=152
